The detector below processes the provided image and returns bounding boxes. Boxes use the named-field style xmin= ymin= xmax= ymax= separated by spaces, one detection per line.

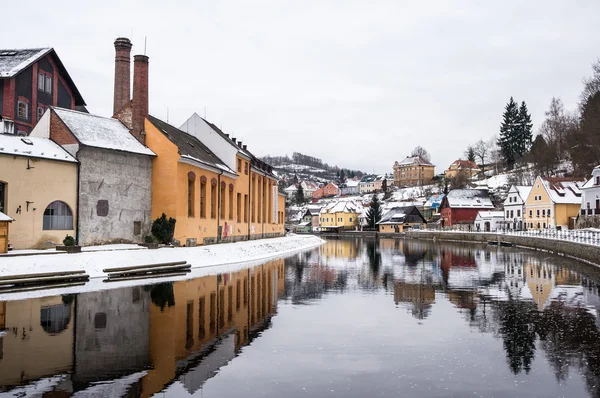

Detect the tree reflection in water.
xmin=146 ymin=282 xmax=176 ymax=311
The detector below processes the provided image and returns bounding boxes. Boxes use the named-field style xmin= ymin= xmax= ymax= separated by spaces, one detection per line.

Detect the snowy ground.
xmin=0 ymin=243 xmax=145 ymax=257
xmin=0 ymin=235 xmax=324 ymax=280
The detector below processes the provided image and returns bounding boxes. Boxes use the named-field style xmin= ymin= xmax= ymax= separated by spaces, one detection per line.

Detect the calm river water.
xmin=1 ymin=238 xmax=600 ymax=397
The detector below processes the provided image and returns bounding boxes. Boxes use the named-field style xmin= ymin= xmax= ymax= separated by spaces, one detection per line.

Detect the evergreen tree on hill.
xmin=516 ymin=101 xmax=533 ymax=155
xmin=498 ymin=97 xmax=521 ymax=169
xmin=366 ymin=195 xmax=383 ymax=229
xmin=466 ymin=146 xmax=476 ymax=163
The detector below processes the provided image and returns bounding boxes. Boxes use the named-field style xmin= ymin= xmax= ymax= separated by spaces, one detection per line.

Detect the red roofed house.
xmin=440 ymin=189 xmax=494 ymax=227
xmin=312 ymin=182 xmax=339 ymax=200
xmin=445 ymin=159 xmax=479 ymax=179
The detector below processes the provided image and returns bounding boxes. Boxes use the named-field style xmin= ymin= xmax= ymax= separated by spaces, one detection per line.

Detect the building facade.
xmin=319 ymin=200 xmax=361 ymax=231
xmin=0 ymin=134 xmax=78 ymax=249
xmin=439 ymin=189 xmax=494 ymax=227
xmin=580 ymin=166 xmax=600 ymax=217
xmin=0 ymin=48 xmax=86 ymax=136
xmin=474 ymin=211 xmax=505 ymax=232
xmin=393 ymin=156 xmax=435 ymax=187
xmin=503 ymin=185 xmax=532 ymax=230
xmin=377 ymin=206 xmax=426 ymax=233
xmin=445 ymin=159 xmax=479 ymax=179
xmin=312 ymin=182 xmax=339 ymax=199
xmin=524 ymin=176 xmax=584 ymax=230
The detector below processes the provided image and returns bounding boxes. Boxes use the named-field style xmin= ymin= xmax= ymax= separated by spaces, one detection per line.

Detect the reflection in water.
xmin=2 ymin=239 xmax=600 ymax=397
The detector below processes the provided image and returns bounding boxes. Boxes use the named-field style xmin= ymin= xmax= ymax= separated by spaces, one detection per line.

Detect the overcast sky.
xmin=3 ymin=1 xmax=600 ymax=174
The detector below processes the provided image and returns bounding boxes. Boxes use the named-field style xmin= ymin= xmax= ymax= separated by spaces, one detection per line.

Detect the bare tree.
xmin=473 ymin=139 xmax=490 ymax=175
xmin=410 ymin=146 xmax=432 ymax=162
xmin=538 ymin=97 xmax=578 ymax=160
xmin=579 ymin=59 xmax=600 ymax=113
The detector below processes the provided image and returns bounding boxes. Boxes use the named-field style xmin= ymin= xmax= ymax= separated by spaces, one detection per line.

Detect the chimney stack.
xmin=132 ymin=54 xmax=149 ymax=144
xmin=113 ymin=38 xmax=132 ymax=115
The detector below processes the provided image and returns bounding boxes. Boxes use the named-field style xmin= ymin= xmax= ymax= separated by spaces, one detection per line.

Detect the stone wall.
xmin=78 ymin=147 xmax=152 ymax=245
xmin=404 ymin=231 xmax=600 ymax=267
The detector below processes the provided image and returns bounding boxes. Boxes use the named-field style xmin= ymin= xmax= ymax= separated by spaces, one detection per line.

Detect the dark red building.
xmin=0 ymin=48 xmax=86 ymax=136
xmin=440 ymin=189 xmax=494 ymax=226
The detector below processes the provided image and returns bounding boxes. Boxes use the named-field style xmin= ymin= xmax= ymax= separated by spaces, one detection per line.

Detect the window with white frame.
xmin=17 ymin=100 xmax=28 ymax=119
xmin=38 ymin=73 xmax=45 ymax=90
xmin=45 ymin=75 xmax=52 ymax=93
xmin=43 ymin=200 xmax=73 ymax=230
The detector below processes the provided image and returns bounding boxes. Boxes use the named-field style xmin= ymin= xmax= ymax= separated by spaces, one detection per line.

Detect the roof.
xmin=582 ymin=167 xmax=600 ymax=189
xmin=0 ymin=211 xmax=13 ymax=222
xmin=321 ymin=200 xmax=361 ymax=214
xmin=395 ymin=155 xmax=434 ymax=167
xmin=0 ymin=134 xmax=77 ymax=163
xmin=378 ymin=206 xmax=425 ymax=225
xmin=449 ymin=159 xmax=478 ymax=170
xmin=147 ymin=115 xmax=235 ymax=175
xmin=476 ymin=211 xmax=505 ymax=219
xmin=53 ymin=108 xmax=154 ymax=156
xmin=443 ymin=189 xmax=494 ymax=208
xmin=515 ymin=186 xmax=532 ymax=201
xmin=284 ymin=184 xmax=298 ymax=192
xmin=342 ymin=180 xmax=360 ymax=188
xmin=540 ymin=177 xmax=584 ymax=204
xmin=0 ymin=48 xmax=85 ymax=106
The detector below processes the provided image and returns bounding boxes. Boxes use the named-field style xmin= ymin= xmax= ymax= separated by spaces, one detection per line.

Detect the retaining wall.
xmin=404 ymin=231 xmax=600 ymax=267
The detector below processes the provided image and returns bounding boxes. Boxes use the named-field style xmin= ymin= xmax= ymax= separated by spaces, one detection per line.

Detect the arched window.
xmin=188 ymin=172 xmax=196 ymax=217
xmin=43 ymin=201 xmax=73 ymax=230
xmin=0 ymin=181 xmax=6 ymax=213
xmin=17 ymin=100 xmax=28 ymax=120
xmin=200 ymin=176 xmax=207 ymax=218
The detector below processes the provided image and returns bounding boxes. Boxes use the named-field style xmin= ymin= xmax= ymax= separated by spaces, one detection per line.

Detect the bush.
xmin=151 ymin=213 xmax=176 ymax=244
xmin=144 ymin=235 xmax=155 ymax=244
xmin=63 ymin=235 xmax=76 ymax=247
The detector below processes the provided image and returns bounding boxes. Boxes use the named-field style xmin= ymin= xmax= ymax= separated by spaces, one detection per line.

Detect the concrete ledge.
xmin=405 ymin=231 xmax=600 ymax=267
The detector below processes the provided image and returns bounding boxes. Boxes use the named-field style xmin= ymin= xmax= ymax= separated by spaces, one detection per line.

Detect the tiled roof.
xmin=450 ymin=159 xmax=478 ymax=169
xmin=147 ymin=115 xmax=235 ymax=175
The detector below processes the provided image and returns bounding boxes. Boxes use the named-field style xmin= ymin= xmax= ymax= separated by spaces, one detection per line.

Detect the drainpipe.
xmin=75 ymin=161 xmax=81 ymax=245
xmin=247 ymin=169 xmax=251 ymax=241
xmin=217 ymin=170 xmax=223 ymax=243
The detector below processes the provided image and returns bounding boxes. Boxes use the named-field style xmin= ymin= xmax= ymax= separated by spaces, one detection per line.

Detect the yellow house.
xmin=146 ymin=115 xmax=285 ymax=246
xmin=525 ymin=261 xmax=554 ymax=310
xmin=0 ymin=134 xmax=78 ymax=249
xmin=444 ymin=159 xmax=479 ymax=179
xmin=319 ymin=200 xmax=361 ymax=231
xmin=524 ymin=176 xmax=584 ymax=230
xmin=377 ymin=206 xmax=427 ymax=233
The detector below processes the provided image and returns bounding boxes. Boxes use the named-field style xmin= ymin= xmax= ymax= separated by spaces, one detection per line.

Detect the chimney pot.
xmin=243 ymin=145 xmax=247 ymax=150
xmin=132 ymin=54 xmax=149 ymax=144
xmin=113 ymin=37 xmax=132 ymax=115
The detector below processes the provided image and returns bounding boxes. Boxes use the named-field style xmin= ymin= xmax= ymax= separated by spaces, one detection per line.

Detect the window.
xmin=510 ymin=210 xmax=514 ymax=218
xmin=97 ymin=200 xmax=109 ymax=217
xmin=94 ymin=313 xmax=107 ymax=329
xmin=536 ymin=209 xmax=540 ymax=217
xmin=133 ymin=221 xmax=141 ymax=236
xmin=543 ymin=222 xmax=546 ymax=228
xmin=517 ymin=209 xmax=520 ymax=217
xmin=244 ymin=194 xmax=248 ymax=222
xmin=38 ymin=73 xmax=45 ymax=90
xmin=349 ymin=217 xmax=353 ymax=222
xmin=237 ymin=193 xmax=242 ymax=222
xmin=237 ymin=159 xmax=242 ymax=172
xmin=0 ymin=181 xmax=5 ymax=213
xmin=229 ymin=187 xmax=234 ymax=219
xmin=45 ymin=75 xmax=52 ymax=94
xmin=542 ymin=209 xmax=545 ymax=216
xmin=200 ymin=179 xmax=206 ymax=217
xmin=37 ymin=106 xmax=44 ymax=121
xmin=547 ymin=209 xmax=551 ymax=217
xmin=40 ymin=304 xmax=71 ymax=334
xmin=244 ymin=162 xmax=249 ymax=175
xmin=43 ymin=201 xmax=73 ymax=230
xmin=17 ymin=100 xmax=28 ymax=119
xmin=529 ymin=210 xmax=532 ymax=217
xmin=220 ymin=183 xmax=226 ymax=219
xmin=188 ymin=173 xmax=196 ymax=217
xmin=211 ymin=181 xmax=217 ymax=219
xmin=506 ymin=210 xmax=510 ymax=218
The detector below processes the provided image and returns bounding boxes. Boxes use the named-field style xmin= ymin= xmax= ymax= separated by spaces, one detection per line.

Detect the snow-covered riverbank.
xmin=0 ymin=235 xmax=324 ymax=279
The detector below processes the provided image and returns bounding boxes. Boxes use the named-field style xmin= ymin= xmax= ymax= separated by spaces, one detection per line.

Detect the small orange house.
xmin=312 ymin=182 xmax=339 ymax=200
xmin=146 ymin=115 xmax=285 ymax=246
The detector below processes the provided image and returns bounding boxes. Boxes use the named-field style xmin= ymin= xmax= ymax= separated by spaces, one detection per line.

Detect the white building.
xmin=474 ymin=211 xmax=505 ymax=232
xmin=503 ymin=185 xmax=532 ymax=230
xmin=581 ymin=165 xmax=600 ymax=216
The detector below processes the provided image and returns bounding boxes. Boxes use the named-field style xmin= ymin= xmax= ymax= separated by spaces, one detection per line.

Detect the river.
xmin=1 ymin=237 xmax=600 ymax=397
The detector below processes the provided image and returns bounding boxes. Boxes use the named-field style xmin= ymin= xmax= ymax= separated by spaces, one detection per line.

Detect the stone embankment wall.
xmin=404 ymin=231 xmax=600 ymax=267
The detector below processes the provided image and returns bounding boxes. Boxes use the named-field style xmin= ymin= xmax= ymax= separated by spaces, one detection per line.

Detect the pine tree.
xmin=466 ymin=146 xmax=476 ymax=163
xmin=516 ymin=101 xmax=533 ymax=156
xmin=295 ymin=184 xmax=305 ymax=204
xmin=340 ymin=169 xmax=346 ymax=182
xmin=498 ymin=97 xmax=520 ymax=169
xmin=366 ymin=195 xmax=383 ymax=229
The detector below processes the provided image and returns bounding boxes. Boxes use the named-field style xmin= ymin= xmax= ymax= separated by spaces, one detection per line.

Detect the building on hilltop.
xmin=444 ymin=159 xmax=479 ymax=179
xmin=524 ymin=176 xmax=584 ymax=230
xmin=0 ymin=47 xmax=86 ymax=136
xmin=339 ymin=179 xmax=359 ymax=196
xmin=312 ymin=182 xmax=339 ymax=200
xmin=439 ymin=189 xmax=494 ymax=227
xmin=0 ymin=134 xmax=78 ymax=249
xmin=393 ymin=156 xmax=435 ymax=187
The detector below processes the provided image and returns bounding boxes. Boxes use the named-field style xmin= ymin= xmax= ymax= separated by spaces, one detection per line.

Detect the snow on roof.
xmin=395 ymin=155 xmax=434 ymax=167
xmin=0 ymin=211 xmax=13 ymax=222
xmin=321 ymin=200 xmax=362 ymax=214
xmin=344 ymin=180 xmax=360 ymax=187
xmin=476 ymin=211 xmax=504 ymax=219
xmin=53 ymin=108 xmax=155 ymax=156
xmin=515 ymin=186 xmax=532 ymax=200
xmin=284 ymin=184 xmax=298 ymax=192
xmin=449 ymin=159 xmax=478 ymax=169
xmin=445 ymin=189 xmax=494 ymax=208
xmin=476 ymin=174 xmax=509 ymax=189
xmin=0 ymin=48 xmax=51 ymax=77
xmin=0 ymin=134 xmax=77 ymax=163
xmin=540 ymin=177 xmax=584 ymax=204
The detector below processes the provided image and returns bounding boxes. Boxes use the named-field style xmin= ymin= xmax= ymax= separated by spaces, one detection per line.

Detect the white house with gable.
xmin=503 ymin=185 xmax=532 ymax=230
xmin=580 ymin=165 xmax=600 ymax=217
xmin=474 ymin=211 xmax=505 ymax=232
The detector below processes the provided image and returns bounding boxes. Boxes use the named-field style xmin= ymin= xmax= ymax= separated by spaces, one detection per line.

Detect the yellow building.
xmin=524 ymin=176 xmax=584 ymax=230
xmin=377 ymin=206 xmax=426 ymax=233
xmin=139 ymin=259 xmax=285 ymax=396
xmin=444 ymin=159 xmax=479 ymax=179
xmin=145 ymin=115 xmax=285 ymax=246
xmin=319 ymin=200 xmax=361 ymax=231
xmin=0 ymin=134 xmax=78 ymax=249
xmin=0 ymin=296 xmax=74 ymax=387
xmin=393 ymin=156 xmax=435 ymax=187
xmin=525 ymin=261 xmax=554 ymax=310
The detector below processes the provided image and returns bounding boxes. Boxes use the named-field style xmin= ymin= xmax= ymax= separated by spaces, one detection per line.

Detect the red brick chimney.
xmin=132 ymin=54 xmax=149 ymax=144
xmin=113 ymin=37 xmax=132 ymax=115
